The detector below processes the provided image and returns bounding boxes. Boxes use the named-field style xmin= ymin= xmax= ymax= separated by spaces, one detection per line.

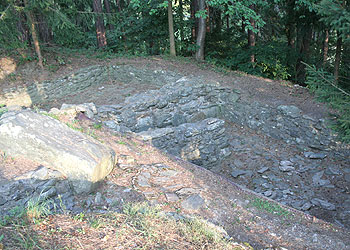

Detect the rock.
xmin=325 ymin=166 xmax=342 ymax=175
xmin=60 ymin=103 xmax=97 ymax=119
xmin=279 ymin=161 xmax=295 ymax=172
xmin=277 ymin=105 xmax=301 ymax=118
xmin=165 ymin=193 xmax=179 ymax=202
xmin=181 ymin=194 xmax=205 ymax=210
xmin=159 ymin=170 xmax=178 ymax=177
xmin=94 ymin=192 xmax=103 ymax=204
xmin=312 ymin=171 xmax=331 ymax=187
xmin=231 ymin=170 xmax=248 ymax=178
xmin=31 ymin=166 xmax=50 ymax=180
xmin=301 ymin=202 xmax=312 ymax=211
xmin=0 ymin=111 xmax=116 ymax=194
xmin=176 ymin=187 xmax=199 ymax=197
xmin=304 ymin=152 xmax=327 ymax=159
xmin=311 ymin=198 xmax=336 ymax=211
xmin=257 ymin=167 xmax=269 ymax=174
xmin=137 ymin=175 xmax=151 ymax=188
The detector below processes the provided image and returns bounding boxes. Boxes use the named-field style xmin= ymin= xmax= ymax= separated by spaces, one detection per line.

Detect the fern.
xmin=304 ymin=63 xmax=350 ymax=142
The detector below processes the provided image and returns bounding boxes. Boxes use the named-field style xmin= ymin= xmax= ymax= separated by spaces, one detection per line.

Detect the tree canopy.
xmin=1 ymin=0 xmax=350 ymax=140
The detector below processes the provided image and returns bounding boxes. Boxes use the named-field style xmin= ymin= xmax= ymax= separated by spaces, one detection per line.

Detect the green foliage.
xmin=0 ymin=4 xmax=26 ymax=50
xmin=250 ymin=198 xmax=290 ymax=217
xmin=305 ymin=64 xmax=350 ymax=142
xmin=206 ymin=35 xmax=294 ymax=80
xmin=317 ymin=0 xmax=350 ymax=41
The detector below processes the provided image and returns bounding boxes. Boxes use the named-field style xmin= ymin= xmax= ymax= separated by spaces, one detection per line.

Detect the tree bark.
xmin=195 ymin=0 xmax=206 ymax=61
xmin=296 ymin=23 xmax=312 ymax=84
xmin=323 ymin=29 xmax=329 ymax=67
xmin=24 ymin=0 xmax=43 ymax=69
xmin=104 ymin=0 xmax=115 ymax=30
xmin=191 ymin=0 xmax=199 ymax=42
xmin=93 ymin=0 xmax=107 ymax=48
xmin=168 ymin=0 xmax=176 ymax=56
xmin=334 ymin=33 xmax=342 ymax=83
xmin=247 ymin=5 xmax=256 ymax=63
xmin=286 ymin=0 xmax=296 ymax=48
xmin=178 ymin=0 xmax=184 ymax=43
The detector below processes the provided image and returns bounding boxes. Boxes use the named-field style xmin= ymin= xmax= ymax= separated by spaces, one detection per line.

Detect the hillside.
xmin=0 ymin=54 xmax=349 ymax=249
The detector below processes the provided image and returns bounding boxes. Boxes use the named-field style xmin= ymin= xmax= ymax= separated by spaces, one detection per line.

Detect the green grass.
xmin=41 ymin=112 xmax=60 ymax=120
xmin=0 ymin=202 xmax=251 ymax=249
xmin=250 ymin=198 xmax=290 ymax=217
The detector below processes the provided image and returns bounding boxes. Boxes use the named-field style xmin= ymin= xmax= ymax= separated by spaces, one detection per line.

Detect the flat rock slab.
xmin=0 ymin=111 xmax=116 ymax=193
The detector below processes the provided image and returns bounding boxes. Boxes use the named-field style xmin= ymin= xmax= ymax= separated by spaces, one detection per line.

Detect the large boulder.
xmin=0 ymin=110 xmax=116 ymax=193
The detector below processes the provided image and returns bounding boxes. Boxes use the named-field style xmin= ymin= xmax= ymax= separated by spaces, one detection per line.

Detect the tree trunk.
xmin=93 ymin=0 xmax=107 ymax=48
xmin=286 ymin=0 xmax=296 ymax=48
xmin=247 ymin=5 xmax=256 ymax=63
xmin=323 ymin=29 xmax=329 ymax=67
xmin=37 ymin=14 xmax=52 ymax=44
xmin=242 ymin=17 xmax=245 ymax=33
xmin=104 ymin=0 xmax=115 ymax=30
xmin=296 ymin=24 xmax=312 ymax=84
xmin=195 ymin=0 xmax=206 ymax=61
xmin=179 ymin=0 xmax=184 ymax=43
xmin=191 ymin=0 xmax=198 ymax=42
xmin=334 ymin=33 xmax=342 ymax=83
xmin=168 ymin=0 xmax=176 ymax=56
xmin=24 ymin=0 xmax=43 ymax=69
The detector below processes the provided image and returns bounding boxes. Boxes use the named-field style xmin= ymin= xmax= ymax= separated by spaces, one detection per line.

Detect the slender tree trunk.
xmin=104 ymin=0 xmax=114 ymax=30
xmin=213 ymin=8 xmax=221 ymax=33
xmin=286 ymin=0 xmax=296 ymax=48
xmin=116 ymin=0 xmax=127 ymax=52
xmin=93 ymin=0 xmax=107 ymax=48
xmin=191 ymin=0 xmax=198 ymax=42
xmin=168 ymin=0 xmax=176 ymax=56
xmin=296 ymin=24 xmax=312 ymax=84
xmin=334 ymin=33 xmax=342 ymax=83
xmin=195 ymin=0 xmax=206 ymax=61
xmin=24 ymin=0 xmax=43 ymax=69
xmin=323 ymin=29 xmax=329 ymax=67
xmin=247 ymin=5 xmax=256 ymax=63
xmin=179 ymin=0 xmax=184 ymax=43
xmin=37 ymin=14 xmax=52 ymax=44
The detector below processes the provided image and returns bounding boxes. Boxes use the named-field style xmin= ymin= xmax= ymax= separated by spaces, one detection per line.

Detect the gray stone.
xmin=325 ymin=166 xmax=342 ymax=175
xmin=345 ymin=174 xmax=350 ymax=183
xmin=311 ymin=198 xmax=336 ymax=211
xmin=165 ymin=193 xmax=179 ymax=202
xmin=257 ymin=167 xmax=269 ymax=174
xmin=60 ymin=103 xmax=97 ymax=119
xmin=301 ymin=202 xmax=312 ymax=211
xmin=159 ymin=170 xmax=178 ymax=177
xmin=312 ymin=171 xmax=331 ymax=187
xmin=231 ymin=170 xmax=248 ymax=178
xmin=95 ymin=192 xmax=103 ymax=204
xmin=176 ymin=187 xmax=199 ymax=197
xmin=0 ymin=111 xmax=116 ymax=194
xmin=279 ymin=160 xmax=295 ymax=172
xmin=304 ymin=152 xmax=327 ymax=159
xmin=277 ymin=105 xmax=301 ymax=118
xmin=31 ymin=166 xmax=49 ymax=180
xmin=181 ymin=194 xmax=205 ymax=210
xmin=137 ymin=175 xmax=151 ymax=188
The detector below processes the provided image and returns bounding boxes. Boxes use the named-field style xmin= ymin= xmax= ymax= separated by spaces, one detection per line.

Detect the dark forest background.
xmin=1 ymin=0 xmax=350 ymax=141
